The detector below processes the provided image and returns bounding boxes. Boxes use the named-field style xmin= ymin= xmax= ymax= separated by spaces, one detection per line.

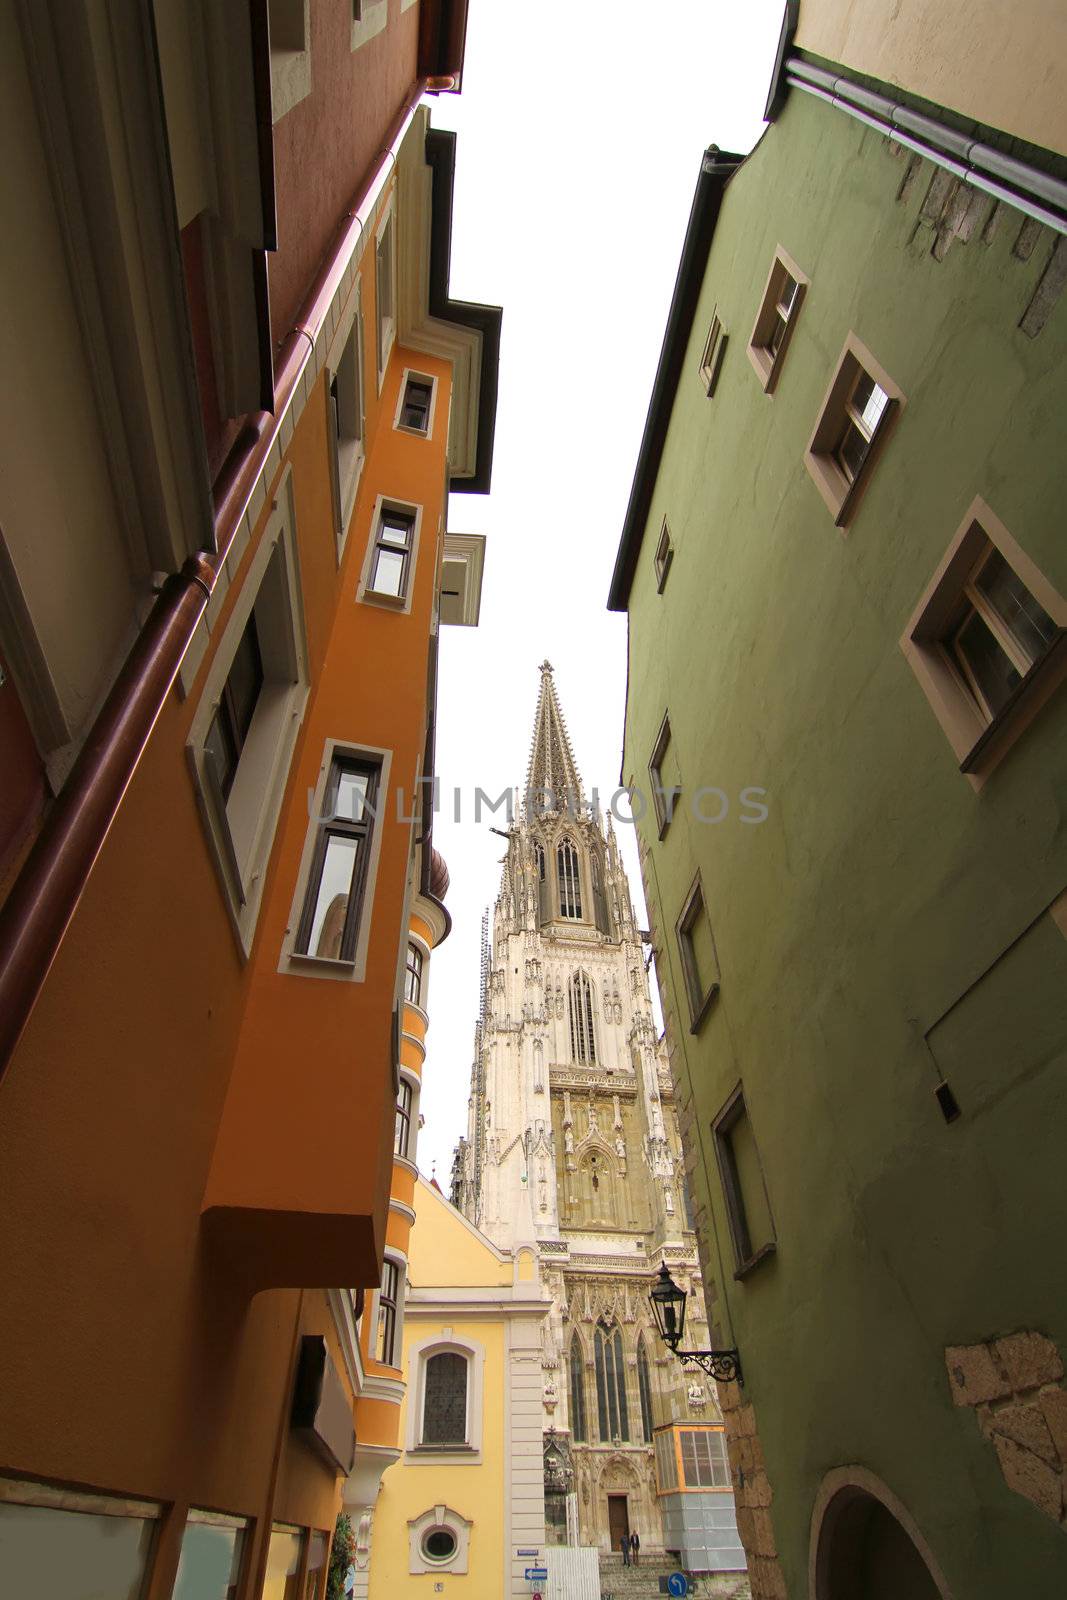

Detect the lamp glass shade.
xmin=649 ymin=1263 xmax=686 ymax=1351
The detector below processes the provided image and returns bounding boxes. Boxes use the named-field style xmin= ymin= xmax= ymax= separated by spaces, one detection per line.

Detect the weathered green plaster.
xmin=621 ymin=87 xmax=1067 ymax=1598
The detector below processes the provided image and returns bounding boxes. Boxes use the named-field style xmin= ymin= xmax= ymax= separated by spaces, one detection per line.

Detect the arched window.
xmin=535 ymin=842 xmax=545 ymax=880
xmin=557 ymin=840 xmax=582 ymax=919
xmin=593 ymin=1322 xmax=629 ymax=1443
xmin=422 ymin=1351 xmax=468 ymax=1445
xmin=569 ymin=1336 xmax=587 ymax=1442
xmin=637 ymin=1336 xmax=654 ymax=1443
xmin=569 ymin=971 xmax=597 ymax=1064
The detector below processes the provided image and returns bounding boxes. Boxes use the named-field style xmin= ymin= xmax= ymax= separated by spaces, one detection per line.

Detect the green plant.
xmin=326 ymin=1511 xmax=356 ymax=1600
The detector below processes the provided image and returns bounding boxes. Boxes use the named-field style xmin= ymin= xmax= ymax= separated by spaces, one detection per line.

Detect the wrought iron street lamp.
xmin=648 ymin=1263 xmax=743 ymax=1385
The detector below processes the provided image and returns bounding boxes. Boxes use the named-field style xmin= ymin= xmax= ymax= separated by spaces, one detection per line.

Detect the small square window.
xmin=676 ymin=876 xmax=719 ymax=1032
xmin=699 ymin=312 xmax=727 ymax=396
xmin=649 ymin=712 xmax=680 ymax=838
xmin=713 ymin=1085 xmax=776 ymax=1277
xmin=747 ymin=247 xmax=808 ymax=394
xmin=366 ymin=504 xmax=416 ymax=602
xmin=805 ymin=334 xmax=904 ymax=528
xmin=902 ymin=496 xmax=1066 ymax=781
xmin=395 ymin=371 xmax=436 ymax=436
xmin=654 ymin=519 xmax=673 ymax=593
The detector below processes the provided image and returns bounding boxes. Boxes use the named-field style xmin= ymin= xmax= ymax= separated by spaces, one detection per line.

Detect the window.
xmin=375 ymin=1258 xmax=401 ymax=1365
xmin=422 ymin=1351 xmax=468 ymax=1445
xmin=649 ymin=712 xmax=680 ymax=837
xmin=655 ymin=1429 xmax=679 ymax=1493
xmin=188 ymin=472 xmax=309 ymax=957
xmin=713 ymin=1084 xmax=776 ymax=1276
xmin=680 ymin=1427 xmax=731 ymax=1488
xmin=0 ymin=1481 xmax=159 ymax=1600
xmin=591 ymin=851 xmax=610 ymax=935
xmin=328 ymin=305 xmax=365 ymax=550
xmin=394 ymin=1078 xmax=413 ymax=1158
xmin=350 ymin=0 xmax=388 ymax=53
xmin=407 ymin=1506 xmax=472 ymax=1575
xmin=747 ymin=247 xmax=808 ymax=393
xmin=294 ymin=755 xmax=379 ymax=962
xmin=654 ymin=518 xmax=673 ymax=592
xmin=396 ymin=372 xmax=436 ymax=436
xmin=268 ymin=0 xmax=311 ymax=123
xmin=405 ymin=941 xmax=425 ymax=1005
xmin=699 ymin=310 xmax=727 ymax=396
xmin=902 ymin=497 xmax=1066 ymax=779
xmin=175 ymin=1511 xmax=249 ymax=1600
xmin=594 ymin=1322 xmax=630 ymax=1442
xmin=569 ymin=970 xmax=597 ymax=1064
xmin=805 ymin=334 xmax=904 ymax=527
xmin=264 ymin=1525 xmax=304 ymax=1600
xmin=558 ymin=839 xmax=582 ymax=918
xmin=637 ymin=1337 xmax=655 ymax=1443
xmin=375 ymin=208 xmax=396 ymax=383
xmin=369 ymin=506 xmax=414 ymax=600
xmin=676 ymin=876 xmax=719 ymax=1032
xmin=569 ymin=1336 xmax=587 ymax=1442
xmin=203 ymin=611 xmax=263 ymax=801
xmin=304 ymin=1533 xmax=328 ymax=1600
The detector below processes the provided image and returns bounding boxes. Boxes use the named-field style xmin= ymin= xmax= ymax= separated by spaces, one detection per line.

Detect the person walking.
xmin=630 ymin=1530 xmax=640 ymax=1567
xmin=619 ymin=1530 xmax=630 ymax=1566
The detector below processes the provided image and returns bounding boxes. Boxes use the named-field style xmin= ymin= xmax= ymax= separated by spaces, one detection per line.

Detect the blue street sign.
xmin=524 ymin=1568 xmax=548 ymax=1581
xmin=667 ymin=1575 xmax=689 ymax=1598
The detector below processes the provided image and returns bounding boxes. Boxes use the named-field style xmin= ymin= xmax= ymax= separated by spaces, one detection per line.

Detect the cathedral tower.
xmin=453 ymin=664 xmax=744 ymax=1566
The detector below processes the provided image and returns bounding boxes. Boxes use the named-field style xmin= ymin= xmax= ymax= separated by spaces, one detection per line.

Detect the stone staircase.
xmin=597 ymin=1553 xmax=751 ymax=1600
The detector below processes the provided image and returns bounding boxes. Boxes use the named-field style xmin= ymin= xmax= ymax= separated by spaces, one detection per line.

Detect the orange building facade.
xmin=0 ymin=3 xmax=498 ymax=1597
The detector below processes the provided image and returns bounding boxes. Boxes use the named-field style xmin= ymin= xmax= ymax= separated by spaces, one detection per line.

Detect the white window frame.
xmin=326 ymin=281 xmax=366 ymax=561
xmin=350 ymin=0 xmax=387 ymax=52
xmin=405 ymin=1332 xmax=485 ymax=1462
xmin=404 ymin=931 xmax=431 ymax=1017
xmin=394 ymin=1067 xmax=421 ymax=1166
xmin=278 ymin=737 xmax=392 ymax=983
xmin=406 ymin=1505 xmax=473 ymax=1576
xmin=357 ymin=495 xmax=423 ymax=614
xmin=268 ymin=0 xmax=312 ymax=123
xmin=371 ymin=1251 xmax=406 ymax=1369
xmin=187 ymin=468 xmax=309 ymax=958
xmin=393 ymin=368 xmax=439 ymax=439
xmin=375 ymin=197 xmax=397 ymax=390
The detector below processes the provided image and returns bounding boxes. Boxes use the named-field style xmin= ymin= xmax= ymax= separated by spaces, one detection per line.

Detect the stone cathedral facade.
xmin=452 ymin=664 xmax=729 ymax=1558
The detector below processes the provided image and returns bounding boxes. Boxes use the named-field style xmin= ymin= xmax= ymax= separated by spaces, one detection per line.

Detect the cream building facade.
xmin=452 ymin=664 xmax=745 ymax=1569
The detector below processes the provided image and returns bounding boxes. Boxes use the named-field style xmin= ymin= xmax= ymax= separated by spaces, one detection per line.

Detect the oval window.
xmin=422 ymin=1527 xmax=457 ymax=1563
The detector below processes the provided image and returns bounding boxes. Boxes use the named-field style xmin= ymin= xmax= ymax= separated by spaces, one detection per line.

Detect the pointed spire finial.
xmin=524 ymin=660 xmax=584 ymax=808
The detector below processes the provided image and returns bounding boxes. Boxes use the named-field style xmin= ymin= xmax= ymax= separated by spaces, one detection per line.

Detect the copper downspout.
xmin=0 ymin=81 xmax=430 ymax=1079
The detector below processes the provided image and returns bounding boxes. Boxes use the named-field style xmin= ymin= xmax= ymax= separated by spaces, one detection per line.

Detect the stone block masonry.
xmin=945 ymin=1330 xmax=1067 ymax=1529
xmin=718 ymin=1381 xmax=787 ymax=1600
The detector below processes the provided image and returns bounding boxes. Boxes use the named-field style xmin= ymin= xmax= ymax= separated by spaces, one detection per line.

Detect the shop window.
xmin=174 ymin=1510 xmax=249 ymax=1600
xmin=0 ymin=1480 xmax=160 ymax=1600
xmin=264 ymin=1524 xmax=303 ymax=1600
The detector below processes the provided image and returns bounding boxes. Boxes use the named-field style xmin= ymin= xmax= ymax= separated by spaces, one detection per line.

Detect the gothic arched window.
xmin=535 ymin=842 xmax=545 ymax=880
xmin=637 ymin=1335 xmax=654 ymax=1443
xmin=569 ymin=1336 xmax=587 ymax=1443
xmin=557 ymin=839 xmax=582 ymax=919
xmin=593 ymin=1322 xmax=629 ymax=1443
xmin=569 ymin=971 xmax=597 ymax=1065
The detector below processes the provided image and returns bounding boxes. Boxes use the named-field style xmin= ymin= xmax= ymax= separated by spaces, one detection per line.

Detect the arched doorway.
xmin=811 ymin=1470 xmax=953 ymax=1600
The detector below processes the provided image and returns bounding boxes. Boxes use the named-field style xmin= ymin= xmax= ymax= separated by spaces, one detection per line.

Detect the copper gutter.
xmin=0 ymin=81 xmax=430 ymax=1079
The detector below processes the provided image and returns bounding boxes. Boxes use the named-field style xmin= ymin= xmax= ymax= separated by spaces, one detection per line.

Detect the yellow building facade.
xmin=361 ymin=1176 xmax=551 ymax=1598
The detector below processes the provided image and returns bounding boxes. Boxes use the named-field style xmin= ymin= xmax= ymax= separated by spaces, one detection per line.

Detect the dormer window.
xmin=558 ymin=839 xmax=582 ymax=919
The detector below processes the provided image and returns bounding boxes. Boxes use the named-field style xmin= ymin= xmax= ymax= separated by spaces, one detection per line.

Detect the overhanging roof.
xmin=606 ymin=146 xmax=743 ymax=613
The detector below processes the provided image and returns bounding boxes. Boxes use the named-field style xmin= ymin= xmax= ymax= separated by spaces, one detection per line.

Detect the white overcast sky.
xmin=416 ymin=0 xmax=783 ymax=1187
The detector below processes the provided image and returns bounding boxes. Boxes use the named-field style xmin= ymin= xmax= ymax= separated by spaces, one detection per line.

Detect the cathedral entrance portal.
xmin=608 ymin=1494 xmax=630 ymax=1552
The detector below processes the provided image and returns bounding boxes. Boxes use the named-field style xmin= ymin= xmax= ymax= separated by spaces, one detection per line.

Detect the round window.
xmin=422 ymin=1527 xmax=457 ymax=1563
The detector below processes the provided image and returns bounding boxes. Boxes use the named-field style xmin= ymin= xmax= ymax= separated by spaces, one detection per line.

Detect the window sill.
xmin=733 ymin=1242 xmax=776 ymax=1281
xmin=689 ymin=983 xmax=720 ymax=1035
xmin=361 ymin=588 xmax=407 ymax=609
xmin=406 ymin=1446 xmax=482 ymax=1466
xmin=285 ymin=952 xmax=357 ymax=974
xmin=746 ymin=341 xmax=781 ymax=393
xmin=394 ymin=421 xmax=431 ymax=440
xmin=655 ymin=552 xmax=673 ymax=594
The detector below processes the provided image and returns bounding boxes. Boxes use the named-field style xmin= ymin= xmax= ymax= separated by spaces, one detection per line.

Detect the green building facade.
xmin=610 ymin=23 xmax=1067 ymax=1600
